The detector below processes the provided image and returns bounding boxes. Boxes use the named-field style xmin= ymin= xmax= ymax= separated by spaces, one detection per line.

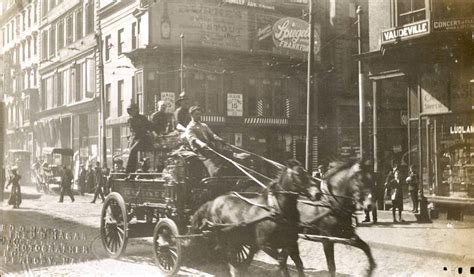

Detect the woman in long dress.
xmin=6 ymin=167 xmax=22 ymax=208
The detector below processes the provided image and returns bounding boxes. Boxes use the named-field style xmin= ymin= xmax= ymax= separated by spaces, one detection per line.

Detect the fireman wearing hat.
xmin=126 ymin=102 xmax=155 ymax=173
xmin=185 ymin=105 xmax=228 ymax=177
xmin=174 ymin=92 xmax=191 ymax=131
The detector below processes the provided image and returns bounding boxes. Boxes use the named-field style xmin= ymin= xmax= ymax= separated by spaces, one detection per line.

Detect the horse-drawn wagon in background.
xmin=100 ymin=132 xmax=376 ymax=276
xmin=32 ymin=147 xmax=74 ymax=193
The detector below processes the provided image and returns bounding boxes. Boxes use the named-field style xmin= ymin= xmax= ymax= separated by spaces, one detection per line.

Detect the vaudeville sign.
xmin=381 ymin=20 xmax=430 ymax=44
xmin=272 ymin=17 xmax=320 ymax=53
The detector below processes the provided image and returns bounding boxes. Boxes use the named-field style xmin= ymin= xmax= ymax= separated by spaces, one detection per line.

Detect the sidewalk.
xmin=355 ymin=210 xmax=474 ymax=261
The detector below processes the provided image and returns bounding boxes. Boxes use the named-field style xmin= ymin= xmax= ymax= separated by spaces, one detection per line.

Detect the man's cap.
xmin=317 ymin=165 xmax=325 ymax=170
xmin=113 ymin=158 xmax=123 ymax=164
xmin=189 ymin=105 xmax=202 ymax=115
xmin=127 ymin=103 xmax=139 ymax=111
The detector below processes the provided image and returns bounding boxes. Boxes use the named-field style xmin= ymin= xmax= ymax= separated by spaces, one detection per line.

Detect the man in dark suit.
xmin=91 ymin=162 xmax=105 ymax=203
xmin=174 ymin=92 xmax=190 ymax=132
xmin=151 ymin=100 xmax=171 ymax=135
xmin=126 ymin=103 xmax=155 ymax=173
xmin=59 ymin=166 xmax=75 ymax=203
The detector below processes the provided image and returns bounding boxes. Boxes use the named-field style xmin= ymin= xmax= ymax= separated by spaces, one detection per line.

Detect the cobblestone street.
xmin=1 ymin=187 xmax=473 ymax=276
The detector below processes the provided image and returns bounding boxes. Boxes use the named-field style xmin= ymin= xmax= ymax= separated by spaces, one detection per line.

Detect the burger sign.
xmin=272 ymin=17 xmax=320 ymax=53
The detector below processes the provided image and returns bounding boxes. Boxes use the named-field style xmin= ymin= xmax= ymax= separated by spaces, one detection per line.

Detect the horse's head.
xmin=272 ymin=159 xmax=312 ymax=197
xmin=324 ymin=160 xmax=374 ymax=211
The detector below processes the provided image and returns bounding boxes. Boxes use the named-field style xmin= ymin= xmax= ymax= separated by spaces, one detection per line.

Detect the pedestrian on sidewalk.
xmin=406 ymin=165 xmax=419 ymax=213
xmin=85 ymin=163 xmax=95 ymax=193
xmin=78 ymin=164 xmax=87 ymax=196
xmin=59 ymin=166 xmax=75 ymax=203
xmin=386 ymin=170 xmax=404 ymax=222
xmin=91 ymin=162 xmax=105 ymax=203
xmin=6 ymin=166 xmax=22 ymax=208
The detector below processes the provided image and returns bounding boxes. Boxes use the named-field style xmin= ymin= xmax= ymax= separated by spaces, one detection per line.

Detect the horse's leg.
xmin=347 ymin=235 xmax=377 ymax=276
xmin=323 ymin=241 xmax=336 ymax=277
xmin=288 ymin=243 xmax=305 ymax=277
xmin=277 ymin=248 xmax=290 ymax=277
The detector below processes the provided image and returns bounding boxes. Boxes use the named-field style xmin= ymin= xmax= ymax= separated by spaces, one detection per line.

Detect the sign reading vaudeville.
xmin=381 ymin=20 xmax=430 ymax=44
xmin=272 ymin=17 xmax=320 ymax=53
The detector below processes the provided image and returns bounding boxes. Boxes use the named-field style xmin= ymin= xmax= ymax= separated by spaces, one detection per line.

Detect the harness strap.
xmin=205 ymin=146 xmax=268 ymax=189
xmin=231 ymin=192 xmax=274 ymax=212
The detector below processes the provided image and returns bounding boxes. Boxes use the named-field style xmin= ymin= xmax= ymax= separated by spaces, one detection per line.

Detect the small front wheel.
xmin=153 ymin=218 xmax=182 ymax=276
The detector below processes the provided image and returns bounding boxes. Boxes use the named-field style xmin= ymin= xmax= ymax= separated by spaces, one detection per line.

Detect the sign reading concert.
xmin=381 ymin=20 xmax=430 ymax=44
xmin=272 ymin=17 xmax=319 ymax=53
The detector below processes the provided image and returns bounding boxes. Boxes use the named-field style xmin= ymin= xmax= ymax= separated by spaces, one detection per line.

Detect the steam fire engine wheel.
xmin=153 ymin=218 xmax=182 ymax=276
xmin=100 ymin=193 xmax=128 ymax=258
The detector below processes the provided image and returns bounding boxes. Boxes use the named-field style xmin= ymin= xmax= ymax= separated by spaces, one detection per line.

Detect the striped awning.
xmin=244 ymin=117 xmax=288 ymax=125
xmin=202 ymin=115 xmax=226 ymax=123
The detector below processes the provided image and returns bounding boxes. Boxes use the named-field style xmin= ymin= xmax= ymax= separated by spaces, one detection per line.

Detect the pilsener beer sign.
xmin=272 ymin=17 xmax=319 ymax=53
xmin=381 ymin=20 xmax=429 ymax=44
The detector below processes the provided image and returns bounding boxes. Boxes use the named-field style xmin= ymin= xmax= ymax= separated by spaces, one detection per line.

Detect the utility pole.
xmin=95 ymin=33 xmax=107 ymax=168
xmin=180 ymin=33 xmax=184 ymax=93
xmin=357 ymin=5 xmax=365 ymax=161
xmin=305 ymin=0 xmax=316 ymax=172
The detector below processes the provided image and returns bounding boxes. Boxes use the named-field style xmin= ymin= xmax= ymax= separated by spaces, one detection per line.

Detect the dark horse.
xmin=191 ymin=160 xmax=312 ymax=277
xmin=298 ymin=160 xmax=377 ymax=276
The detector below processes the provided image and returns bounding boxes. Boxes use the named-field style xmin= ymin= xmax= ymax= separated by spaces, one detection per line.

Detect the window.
xmin=27 ymin=38 xmax=31 ymax=59
xmin=131 ymin=22 xmax=137 ymax=49
xmin=11 ymin=21 xmax=15 ymax=40
xmin=205 ymin=74 xmax=219 ymax=114
xmin=57 ymin=20 xmax=64 ymax=50
xmin=33 ymin=35 xmax=37 ymax=55
xmin=86 ymin=59 xmax=95 ymax=98
xmin=22 ymin=11 xmax=26 ymax=31
xmin=27 ymin=7 xmax=31 ymax=27
xmin=42 ymin=0 xmax=48 ymax=17
xmin=86 ymin=0 xmax=94 ymax=34
xmin=135 ymin=72 xmax=143 ymax=113
xmin=117 ymin=28 xmax=124 ymax=55
xmin=74 ymin=64 xmax=83 ymax=101
xmin=118 ymin=80 xmax=124 ymax=116
xmin=49 ymin=25 xmax=56 ymax=57
xmin=247 ymin=78 xmax=257 ymax=116
xmin=105 ymin=84 xmax=111 ymax=118
xmin=57 ymin=71 xmax=63 ymax=106
xmin=34 ymin=2 xmax=37 ymax=23
xmin=41 ymin=30 xmax=48 ymax=60
xmin=66 ymin=15 xmax=73 ymax=45
xmin=104 ymin=34 xmax=111 ymax=60
xmin=22 ymin=41 xmax=25 ymax=61
xmin=76 ymin=8 xmax=83 ymax=40
xmin=396 ymin=0 xmax=426 ymax=26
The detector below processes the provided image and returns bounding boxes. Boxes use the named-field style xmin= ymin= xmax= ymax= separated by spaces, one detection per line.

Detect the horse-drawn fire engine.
xmin=101 ymin=132 xmax=376 ymax=276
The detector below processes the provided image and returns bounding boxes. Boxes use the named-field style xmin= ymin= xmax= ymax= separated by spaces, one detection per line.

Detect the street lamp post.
xmin=356 ymin=5 xmax=365 ymax=161
xmin=95 ymin=32 xmax=107 ymax=168
xmin=305 ymin=0 xmax=316 ymax=172
xmin=180 ymin=33 xmax=184 ymax=93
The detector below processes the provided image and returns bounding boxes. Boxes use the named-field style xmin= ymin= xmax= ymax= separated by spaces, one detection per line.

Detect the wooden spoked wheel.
xmin=233 ymin=244 xmax=255 ymax=268
xmin=100 ymin=193 xmax=128 ymax=258
xmin=153 ymin=218 xmax=182 ymax=276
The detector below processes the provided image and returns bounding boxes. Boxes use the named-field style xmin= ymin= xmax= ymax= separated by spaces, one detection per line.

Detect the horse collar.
xmin=267 ymin=192 xmax=281 ymax=214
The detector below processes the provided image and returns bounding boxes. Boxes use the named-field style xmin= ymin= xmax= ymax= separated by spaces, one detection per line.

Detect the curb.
xmin=367 ymin=240 xmax=474 ymax=262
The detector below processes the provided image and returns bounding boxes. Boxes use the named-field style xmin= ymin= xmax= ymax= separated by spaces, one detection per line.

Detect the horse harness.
xmin=202 ymin=190 xmax=297 ymax=232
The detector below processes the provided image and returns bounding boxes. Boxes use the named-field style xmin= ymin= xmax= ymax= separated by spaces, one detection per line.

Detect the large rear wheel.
xmin=100 ymin=193 xmax=128 ymax=258
xmin=153 ymin=218 xmax=182 ymax=276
